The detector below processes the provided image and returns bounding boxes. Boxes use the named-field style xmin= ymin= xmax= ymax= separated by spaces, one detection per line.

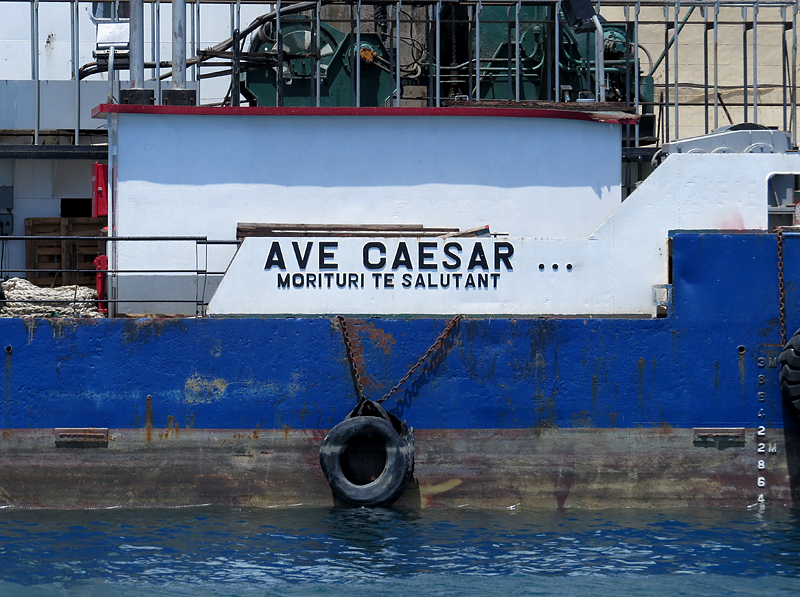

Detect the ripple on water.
xmin=0 ymin=506 xmax=798 ymax=595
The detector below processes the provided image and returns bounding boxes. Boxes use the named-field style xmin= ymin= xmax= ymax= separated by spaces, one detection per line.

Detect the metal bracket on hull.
xmin=54 ymin=428 xmax=109 ymax=449
xmin=692 ymin=428 xmax=746 ymax=445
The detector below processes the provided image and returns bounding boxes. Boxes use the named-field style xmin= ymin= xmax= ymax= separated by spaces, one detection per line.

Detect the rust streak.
xmin=738 ymin=349 xmax=747 ymax=396
xmin=355 ymin=321 xmax=397 ymax=356
xmin=637 ymin=357 xmax=646 ymax=407
xmin=145 ymin=395 xmax=153 ymax=443
xmin=340 ymin=317 xmax=381 ymax=395
xmin=553 ymin=461 xmax=575 ymax=512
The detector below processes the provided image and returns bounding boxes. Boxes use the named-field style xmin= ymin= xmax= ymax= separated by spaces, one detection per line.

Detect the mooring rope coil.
xmin=0 ymin=277 xmax=103 ymax=319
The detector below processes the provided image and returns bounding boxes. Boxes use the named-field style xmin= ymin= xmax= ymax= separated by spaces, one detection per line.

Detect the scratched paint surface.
xmin=0 ymin=232 xmax=795 ymax=431
xmin=1 ymin=426 xmax=786 ymax=509
xmin=0 ymin=507 xmax=798 ymax=596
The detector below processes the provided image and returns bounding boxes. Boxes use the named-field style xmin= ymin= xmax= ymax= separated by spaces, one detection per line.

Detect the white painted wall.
xmin=110 ymin=109 xmax=800 ymax=316
xmin=209 ymin=153 xmax=800 ymax=316
xmin=114 ymin=112 xmax=623 ymax=239
xmin=111 ymin=110 xmax=623 ymax=313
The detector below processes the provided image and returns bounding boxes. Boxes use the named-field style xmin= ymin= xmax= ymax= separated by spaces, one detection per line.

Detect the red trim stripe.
xmin=91 ymin=104 xmax=638 ymax=125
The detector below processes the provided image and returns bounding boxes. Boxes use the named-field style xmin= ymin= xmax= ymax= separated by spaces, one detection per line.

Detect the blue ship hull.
xmin=0 ymin=232 xmax=797 ymax=508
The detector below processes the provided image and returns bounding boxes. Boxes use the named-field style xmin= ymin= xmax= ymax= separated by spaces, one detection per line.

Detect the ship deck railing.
xmin=0 ymin=0 xmax=796 ymax=158
xmin=0 ymin=235 xmax=241 ymax=318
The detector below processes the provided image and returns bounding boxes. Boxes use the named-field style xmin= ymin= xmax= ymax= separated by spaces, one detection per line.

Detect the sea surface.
xmin=0 ymin=505 xmax=798 ymax=596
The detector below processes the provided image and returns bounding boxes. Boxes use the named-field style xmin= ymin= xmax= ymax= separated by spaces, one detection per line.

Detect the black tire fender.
xmin=319 ymin=414 xmax=414 ymax=507
xmin=779 ymin=328 xmax=800 ymax=409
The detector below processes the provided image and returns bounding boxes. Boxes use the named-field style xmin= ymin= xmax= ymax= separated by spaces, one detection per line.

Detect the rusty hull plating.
xmin=0 ymin=231 xmax=799 ymax=508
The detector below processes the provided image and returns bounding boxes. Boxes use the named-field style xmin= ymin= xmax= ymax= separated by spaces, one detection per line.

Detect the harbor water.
xmin=1 ymin=506 xmax=799 ymax=596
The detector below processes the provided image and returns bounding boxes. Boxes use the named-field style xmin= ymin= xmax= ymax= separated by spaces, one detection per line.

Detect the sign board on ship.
xmin=207 ymin=236 xmax=620 ymax=316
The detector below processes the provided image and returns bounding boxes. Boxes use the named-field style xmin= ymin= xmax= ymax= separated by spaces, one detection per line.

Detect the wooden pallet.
xmin=25 ymin=217 xmax=107 ymax=287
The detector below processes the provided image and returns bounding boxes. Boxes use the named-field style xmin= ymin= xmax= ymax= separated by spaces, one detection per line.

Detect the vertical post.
xmin=313 ymin=0 xmax=319 ymax=105
xmin=190 ymin=0 xmax=195 ymax=83
xmin=703 ymin=7 xmax=708 ymax=134
xmin=713 ymin=1 xmax=718 ymax=130
xmin=130 ymin=0 xmax=145 ymax=89
xmin=436 ymin=0 xmax=441 ymax=106
xmin=545 ymin=3 xmax=551 ymax=100
xmin=349 ymin=3 xmax=355 ymax=105
xmin=232 ymin=28 xmax=240 ymax=106
xmin=107 ymin=113 xmax=117 ymax=317
xmin=793 ymin=1 xmax=797 ymax=146
xmin=31 ymin=0 xmax=39 ymax=144
xmin=277 ymin=0 xmax=284 ymax=107
xmin=156 ymin=0 xmax=161 ymax=104
xmin=753 ymin=1 xmax=759 ymax=123
xmin=673 ymin=0 xmax=679 ymax=139
xmin=236 ymin=0 xmax=241 ymax=31
xmin=476 ymin=0 xmax=481 ymax=100
xmin=624 ymin=4 xmax=630 ymax=147
xmin=108 ymin=47 xmax=116 ymax=103
xmin=592 ymin=15 xmax=604 ymax=102
xmin=196 ymin=0 xmax=201 ymax=105
xmin=151 ymin=1 xmax=156 ymax=80
xmin=663 ymin=4 xmax=670 ymax=142
xmin=783 ymin=6 xmax=788 ymax=132
xmin=72 ymin=0 xmax=80 ymax=144
xmin=555 ymin=1 xmax=560 ymax=101
xmin=515 ymin=1 xmax=520 ymax=102
xmin=624 ymin=5 xmax=630 ymax=105
xmin=356 ymin=0 xmax=362 ymax=107
xmin=466 ymin=4 xmax=472 ymax=100
xmin=743 ymin=7 xmax=748 ymax=122
xmin=396 ymin=0 xmax=402 ymax=106
xmin=389 ymin=2 xmax=394 ymax=104
xmin=316 ymin=0 xmax=322 ymax=107
xmin=506 ymin=4 xmax=512 ymax=100
xmin=634 ymin=0 xmax=640 ymax=146
xmin=172 ymin=0 xmax=187 ymax=89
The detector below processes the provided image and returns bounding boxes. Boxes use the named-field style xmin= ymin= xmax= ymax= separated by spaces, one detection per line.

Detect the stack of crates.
xmin=24 ymin=217 xmax=107 ymax=287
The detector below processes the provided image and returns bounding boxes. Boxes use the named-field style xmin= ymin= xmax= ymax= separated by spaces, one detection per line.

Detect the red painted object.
xmin=92 ymin=163 xmax=108 ymax=218
xmin=91 ymin=103 xmax=639 ymax=125
xmin=94 ymin=254 xmax=108 ymax=315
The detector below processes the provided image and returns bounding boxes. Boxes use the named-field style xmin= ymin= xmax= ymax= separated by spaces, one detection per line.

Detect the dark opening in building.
xmin=61 ymin=198 xmax=92 ymax=218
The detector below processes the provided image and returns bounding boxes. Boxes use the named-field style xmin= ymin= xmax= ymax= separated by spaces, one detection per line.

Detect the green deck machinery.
xmin=241 ymin=2 xmax=654 ymax=136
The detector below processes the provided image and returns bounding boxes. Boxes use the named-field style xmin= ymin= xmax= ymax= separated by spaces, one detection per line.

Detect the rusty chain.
xmin=337 ymin=315 xmax=367 ymax=403
xmin=379 ymin=315 xmax=463 ymax=403
xmin=337 ymin=314 xmax=464 ymax=404
xmin=778 ymin=227 xmax=787 ymax=348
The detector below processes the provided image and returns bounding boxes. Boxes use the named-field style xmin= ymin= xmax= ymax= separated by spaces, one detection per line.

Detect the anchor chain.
xmin=337 ymin=315 xmax=367 ymax=403
xmin=778 ymin=227 xmax=787 ymax=348
xmin=337 ymin=315 xmax=464 ymax=404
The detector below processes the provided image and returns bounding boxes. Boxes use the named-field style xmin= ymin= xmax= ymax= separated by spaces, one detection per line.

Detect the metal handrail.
xmin=2 ymin=0 xmax=796 ymax=142
xmin=0 ymin=235 xmax=242 ymax=316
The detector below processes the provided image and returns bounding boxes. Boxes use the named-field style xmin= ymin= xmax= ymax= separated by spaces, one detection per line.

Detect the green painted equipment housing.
xmin=244 ymin=16 xmax=395 ymax=107
xmin=243 ymin=8 xmax=653 ymax=122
